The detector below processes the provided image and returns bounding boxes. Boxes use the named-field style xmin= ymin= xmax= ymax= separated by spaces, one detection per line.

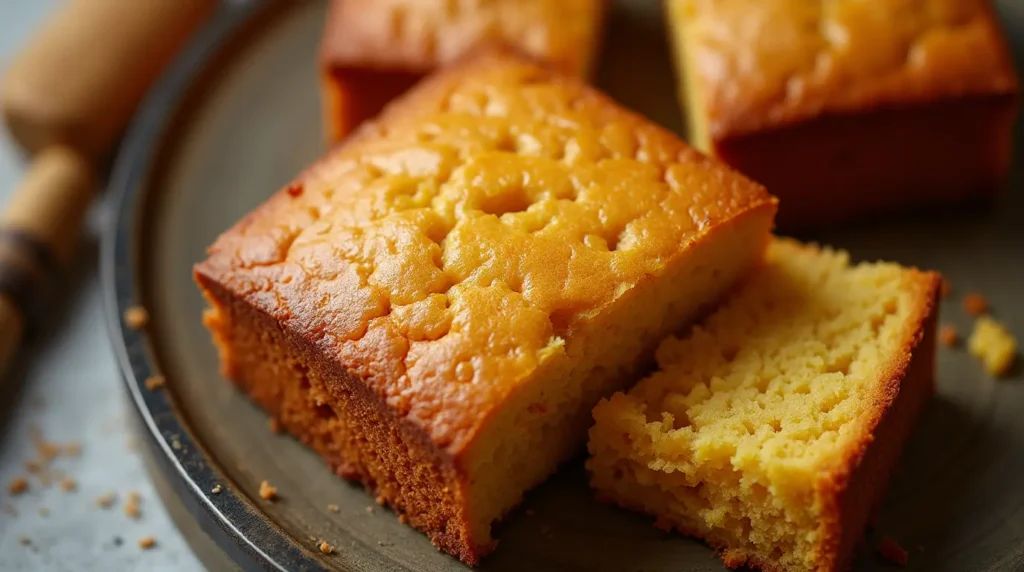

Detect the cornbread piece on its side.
xmin=320 ymin=0 xmax=607 ymax=142
xmin=588 ymin=239 xmax=940 ymax=572
xmin=195 ymin=50 xmax=777 ymax=564
xmin=666 ymin=0 xmax=1020 ymax=229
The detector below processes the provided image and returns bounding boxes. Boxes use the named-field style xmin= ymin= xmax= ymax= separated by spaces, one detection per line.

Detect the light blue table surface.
xmin=0 ymin=2 xmax=205 ymax=570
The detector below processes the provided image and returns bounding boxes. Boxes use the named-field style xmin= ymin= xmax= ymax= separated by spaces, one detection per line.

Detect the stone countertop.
xmin=0 ymin=2 xmax=204 ymax=570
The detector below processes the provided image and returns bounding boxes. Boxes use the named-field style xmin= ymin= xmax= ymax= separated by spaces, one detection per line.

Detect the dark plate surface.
xmin=104 ymin=1 xmax=1024 ymax=570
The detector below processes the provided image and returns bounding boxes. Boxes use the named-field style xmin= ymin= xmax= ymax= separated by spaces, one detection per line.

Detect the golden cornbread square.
xmin=666 ymin=0 xmax=1020 ymax=228
xmin=320 ymin=0 xmax=608 ymax=142
xmin=588 ymin=239 xmax=940 ymax=572
xmin=194 ymin=49 xmax=777 ymax=564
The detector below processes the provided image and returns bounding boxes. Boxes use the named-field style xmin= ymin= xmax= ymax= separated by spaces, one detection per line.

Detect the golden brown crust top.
xmin=322 ymin=0 xmax=607 ymax=77
xmin=672 ymin=0 xmax=1021 ymax=139
xmin=196 ymin=49 xmax=774 ymax=454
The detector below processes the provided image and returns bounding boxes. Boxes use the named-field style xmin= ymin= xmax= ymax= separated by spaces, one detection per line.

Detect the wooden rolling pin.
xmin=0 ymin=0 xmax=216 ymax=375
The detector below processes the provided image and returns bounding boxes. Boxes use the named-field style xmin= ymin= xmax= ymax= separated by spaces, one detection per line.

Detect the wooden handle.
xmin=1 ymin=0 xmax=216 ymax=160
xmin=0 ymin=147 xmax=95 ymax=375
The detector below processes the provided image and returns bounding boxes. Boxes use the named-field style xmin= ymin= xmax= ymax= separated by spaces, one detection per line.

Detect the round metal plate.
xmin=104 ymin=1 xmax=1024 ymax=570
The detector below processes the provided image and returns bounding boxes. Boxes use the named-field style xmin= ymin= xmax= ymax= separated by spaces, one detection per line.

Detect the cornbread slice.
xmin=968 ymin=316 xmax=1018 ymax=377
xmin=665 ymin=0 xmax=1020 ymax=228
xmin=588 ymin=239 xmax=940 ymax=572
xmin=195 ymin=49 xmax=777 ymax=564
xmin=320 ymin=0 xmax=607 ymax=142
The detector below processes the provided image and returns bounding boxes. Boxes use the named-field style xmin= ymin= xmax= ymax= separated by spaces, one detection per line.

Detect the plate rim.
xmin=101 ymin=1 xmax=333 ymax=570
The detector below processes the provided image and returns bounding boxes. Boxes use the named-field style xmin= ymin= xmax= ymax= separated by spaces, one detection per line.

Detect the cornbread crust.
xmin=588 ymin=240 xmax=940 ymax=572
xmin=667 ymin=0 xmax=1020 ymax=228
xmin=319 ymin=0 xmax=608 ymax=141
xmin=197 ymin=49 xmax=777 ymax=563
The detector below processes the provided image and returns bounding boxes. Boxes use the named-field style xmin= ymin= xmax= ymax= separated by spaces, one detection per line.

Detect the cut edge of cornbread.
xmin=197 ymin=47 xmax=779 ymax=564
xmin=587 ymin=238 xmax=940 ymax=572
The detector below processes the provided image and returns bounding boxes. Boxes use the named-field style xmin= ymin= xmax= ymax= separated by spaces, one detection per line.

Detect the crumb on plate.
xmin=124 ymin=306 xmax=149 ymax=330
xmin=8 ymin=477 xmax=28 ymax=496
xmin=968 ymin=316 xmax=1018 ymax=377
xmin=878 ymin=537 xmax=909 ymax=566
xmin=59 ymin=478 xmax=76 ymax=492
xmin=138 ymin=536 xmax=156 ymax=550
xmin=963 ymin=292 xmax=989 ymax=316
xmin=939 ymin=324 xmax=959 ymax=347
xmin=319 ymin=541 xmax=334 ymax=555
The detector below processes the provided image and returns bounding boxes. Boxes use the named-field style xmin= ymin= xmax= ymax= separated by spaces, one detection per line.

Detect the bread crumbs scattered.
xmin=59 ymin=478 xmax=76 ymax=492
xmin=138 ymin=536 xmax=156 ymax=550
xmin=145 ymin=375 xmax=165 ymax=390
xmin=327 ymin=504 xmax=339 ymax=512
xmin=97 ymin=493 xmax=117 ymax=508
xmin=963 ymin=292 xmax=989 ymax=316
xmin=211 ymin=485 xmax=222 ymax=494
xmin=8 ymin=477 xmax=28 ymax=495
xmin=939 ymin=324 xmax=959 ymax=347
xmin=258 ymin=480 xmax=277 ymax=501
xmin=319 ymin=541 xmax=335 ymax=555
xmin=968 ymin=316 xmax=1018 ymax=377
xmin=878 ymin=537 xmax=909 ymax=566
xmin=125 ymin=492 xmax=141 ymax=519
xmin=940 ymin=277 xmax=952 ymax=298
xmin=268 ymin=418 xmax=282 ymax=433
xmin=124 ymin=306 xmax=149 ymax=330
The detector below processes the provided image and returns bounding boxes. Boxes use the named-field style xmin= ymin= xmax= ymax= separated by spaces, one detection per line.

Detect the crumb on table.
xmin=7 ymin=477 xmax=28 ymax=496
xmin=211 ymin=485 xmax=222 ymax=494
xmin=258 ymin=480 xmax=277 ymax=501
xmin=124 ymin=306 xmax=150 ymax=330
xmin=319 ymin=541 xmax=335 ymax=555
xmin=939 ymin=324 xmax=959 ymax=348
xmin=138 ymin=536 xmax=157 ymax=550
xmin=878 ymin=537 xmax=909 ymax=566
xmin=968 ymin=316 xmax=1018 ymax=377
xmin=963 ymin=292 xmax=989 ymax=316
xmin=97 ymin=492 xmax=117 ymax=508
xmin=327 ymin=504 xmax=339 ymax=513
xmin=59 ymin=478 xmax=76 ymax=492
xmin=145 ymin=375 xmax=165 ymax=390
xmin=124 ymin=492 xmax=141 ymax=519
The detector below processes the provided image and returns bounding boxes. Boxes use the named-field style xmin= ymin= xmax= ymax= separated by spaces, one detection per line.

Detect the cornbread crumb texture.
xmin=319 ymin=540 xmax=335 ymax=555
xmin=968 ymin=316 xmax=1018 ymax=377
xmin=8 ymin=476 xmax=28 ymax=495
xmin=199 ymin=47 xmax=772 ymax=454
xmin=670 ymin=0 xmax=1019 ymax=139
xmin=323 ymin=0 xmax=606 ymax=77
xmin=138 ymin=536 xmax=157 ymax=550
xmin=588 ymin=238 xmax=938 ymax=572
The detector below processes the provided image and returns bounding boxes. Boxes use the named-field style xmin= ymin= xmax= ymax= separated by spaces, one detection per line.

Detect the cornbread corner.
xmin=968 ymin=316 xmax=1018 ymax=377
xmin=320 ymin=0 xmax=608 ymax=142
xmin=195 ymin=48 xmax=777 ymax=564
xmin=665 ymin=0 xmax=1020 ymax=229
xmin=588 ymin=238 xmax=940 ymax=572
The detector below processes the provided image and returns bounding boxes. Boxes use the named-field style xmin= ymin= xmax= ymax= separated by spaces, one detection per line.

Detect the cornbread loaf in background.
xmin=588 ymin=238 xmax=941 ymax=572
xmin=194 ymin=48 xmax=777 ymax=564
xmin=319 ymin=0 xmax=608 ymax=142
xmin=665 ymin=0 xmax=1020 ymax=229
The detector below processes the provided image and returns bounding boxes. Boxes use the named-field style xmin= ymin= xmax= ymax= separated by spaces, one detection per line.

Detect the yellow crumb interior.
xmin=587 ymin=238 xmax=930 ymax=572
xmin=968 ymin=316 xmax=1018 ymax=377
xmin=666 ymin=0 xmax=710 ymax=152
